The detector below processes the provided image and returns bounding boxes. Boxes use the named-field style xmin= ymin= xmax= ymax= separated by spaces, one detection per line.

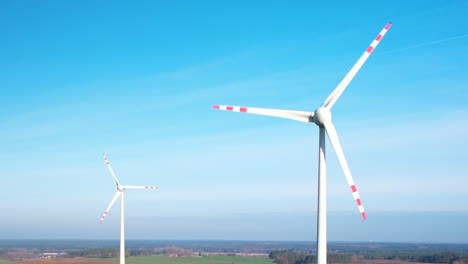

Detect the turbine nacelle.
xmin=213 ymin=22 xmax=393 ymax=224
xmin=98 ymin=154 xmax=159 ymax=264
xmin=313 ymin=107 xmax=332 ymax=127
xmin=212 ymin=22 xmax=392 ymax=264
xmin=99 ymin=154 xmax=158 ymax=224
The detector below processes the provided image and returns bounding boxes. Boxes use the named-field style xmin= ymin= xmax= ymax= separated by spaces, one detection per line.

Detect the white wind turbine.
xmin=99 ymin=154 xmax=158 ymax=264
xmin=213 ymin=23 xmax=392 ymax=264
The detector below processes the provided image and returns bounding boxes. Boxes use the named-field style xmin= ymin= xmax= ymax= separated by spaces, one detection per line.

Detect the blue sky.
xmin=0 ymin=0 xmax=467 ymax=243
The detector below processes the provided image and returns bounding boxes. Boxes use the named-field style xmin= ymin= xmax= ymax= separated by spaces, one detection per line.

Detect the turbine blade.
xmin=323 ymin=22 xmax=392 ymax=109
xmin=102 ymin=153 xmax=120 ymax=186
xmin=99 ymin=191 xmax=121 ymax=223
xmin=124 ymin=185 xmax=159 ymax=190
xmin=323 ymin=121 xmax=366 ymax=220
xmin=212 ymin=105 xmax=313 ymax=123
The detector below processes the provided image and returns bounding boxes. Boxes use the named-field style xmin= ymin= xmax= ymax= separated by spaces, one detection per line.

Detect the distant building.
xmin=42 ymin=253 xmax=67 ymax=258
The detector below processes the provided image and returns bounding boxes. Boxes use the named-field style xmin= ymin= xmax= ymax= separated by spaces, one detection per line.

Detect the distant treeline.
xmin=1 ymin=240 xmax=468 ymax=255
xmin=363 ymin=252 xmax=468 ymax=264
xmin=269 ymin=250 xmax=468 ymax=264
xmin=67 ymin=248 xmax=118 ymax=258
xmin=153 ymin=247 xmax=194 ymax=256
xmin=269 ymin=250 xmax=350 ymax=264
xmin=66 ymin=247 xmax=194 ymax=258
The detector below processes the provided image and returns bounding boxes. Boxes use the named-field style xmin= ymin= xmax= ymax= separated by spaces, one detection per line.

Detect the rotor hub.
xmin=313 ymin=107 xmax=332 ymax=127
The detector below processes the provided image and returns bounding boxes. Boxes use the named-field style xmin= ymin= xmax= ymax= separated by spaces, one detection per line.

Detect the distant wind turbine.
xmin=99 ymin=154 xmax=158 ymax=264
xmin=213 ymin=23 xmax=392 ymax=264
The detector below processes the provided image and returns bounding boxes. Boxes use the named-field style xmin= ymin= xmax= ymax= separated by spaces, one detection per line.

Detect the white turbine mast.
xmin=99 ymin=154 xmax=158 ymax=264
xmin=213 ymin=23 xmax=392 ymax=264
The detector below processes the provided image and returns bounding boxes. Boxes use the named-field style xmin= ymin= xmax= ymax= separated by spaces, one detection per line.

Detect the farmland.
xmin=1 ymin=240 xmax=468 ymax=264
xmin=0 ymin=253 xmax=468 ymax=264
xmin=0 ymin=255 xmax=273 ymax=264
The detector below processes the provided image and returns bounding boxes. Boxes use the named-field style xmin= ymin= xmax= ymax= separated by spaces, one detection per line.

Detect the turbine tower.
xmin=212 ymin=23 xmax=392 ymax=264
xmin=99 ymin=154 xmax=158 ymax=264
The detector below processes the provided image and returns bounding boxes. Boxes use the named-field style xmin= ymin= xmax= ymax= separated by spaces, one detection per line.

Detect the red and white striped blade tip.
xmin=99 ymin=212 xmax=108 ymax=223
xmin=145 ymin=186 xmax=158 ymax=189
xmin=212 ymin=105 xmax=248 ymax=112
xmin=350 ymin=185 xmax=367 ymax=220
xmin=366 ymin=22 xmax=393 ymax=55
xmin=102 ymin=153 xmax=110 ymax=164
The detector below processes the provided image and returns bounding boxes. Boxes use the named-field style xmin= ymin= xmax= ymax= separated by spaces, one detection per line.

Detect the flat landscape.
xmin=0 ymin=254 xmax=466 ymax=264
xmin=1 ymin=240 xmax=468 ymax=264
xmin=1 ymin=256 xmax=272 ymax=264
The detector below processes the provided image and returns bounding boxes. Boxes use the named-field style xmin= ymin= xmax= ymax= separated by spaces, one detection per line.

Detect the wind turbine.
xmin=99 ymin=154 xmax=158 ymax=264
xmin=212 ymin=23 xmax=392 ymax=264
